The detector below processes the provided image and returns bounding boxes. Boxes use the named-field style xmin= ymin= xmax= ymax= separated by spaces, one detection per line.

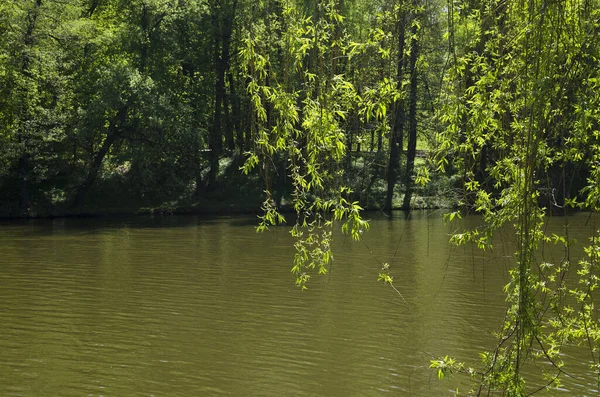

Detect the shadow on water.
xmin=0 ymin=213 xmax=266 ymax=237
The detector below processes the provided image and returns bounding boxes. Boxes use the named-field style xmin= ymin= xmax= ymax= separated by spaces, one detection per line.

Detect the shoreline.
xmin=0 ymin=198 xmax=453 ymax=221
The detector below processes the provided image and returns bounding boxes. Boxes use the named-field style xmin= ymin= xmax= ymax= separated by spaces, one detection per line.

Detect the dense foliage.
xmin=430 ymin=0 xmax=600 ymax=395
xmin=2 ymin=0 xmax=600 ymax=394
xmin=0 ymin=0 xmax=449 ymax=217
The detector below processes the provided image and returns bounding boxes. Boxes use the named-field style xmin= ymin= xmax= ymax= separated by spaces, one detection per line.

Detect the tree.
xmin=432 ymin=0 xmax=600 ymax=394
xmin=207 ymin=0 xmax=238 ymax=190
xmin=0 ymin=0 xmax=83 ymax=214
xmin=401 ymin=0 xmax=420 ymax=210
xmin=385 ymin=1 xmax=407 ymax=212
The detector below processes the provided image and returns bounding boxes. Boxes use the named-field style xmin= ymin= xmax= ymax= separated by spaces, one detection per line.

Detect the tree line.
xmin=0 ymin=0 xmax=451 ymax=216
xmin=1 ymin=1 xmax=597 ymax=217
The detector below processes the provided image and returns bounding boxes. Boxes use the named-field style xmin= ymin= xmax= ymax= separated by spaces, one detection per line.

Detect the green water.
xmin=0 ymin=211 xmax=597 ymax=396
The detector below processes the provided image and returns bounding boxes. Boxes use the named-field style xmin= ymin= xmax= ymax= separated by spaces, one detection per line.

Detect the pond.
xmin=0 ymin=211 xmax=597 ymax=396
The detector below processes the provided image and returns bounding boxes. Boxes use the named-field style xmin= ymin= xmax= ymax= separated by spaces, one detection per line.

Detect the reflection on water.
xmin=0 ymin=212 xmax=597 ymax=396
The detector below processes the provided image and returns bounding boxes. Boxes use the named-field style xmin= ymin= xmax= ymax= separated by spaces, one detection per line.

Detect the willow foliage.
xmin=241 ymin=0 xmax=600 ymax=391
xmin=240 ymin=0 xmax=370 ymax=289
xmin=432 ymin=0 xmax=600 ymax=394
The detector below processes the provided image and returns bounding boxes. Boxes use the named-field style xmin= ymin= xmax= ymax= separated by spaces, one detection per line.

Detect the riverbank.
xmin=0 ymin=154 xmax=458 ymax=220
xmin=0 ymin=193 xmax=455 ymax=220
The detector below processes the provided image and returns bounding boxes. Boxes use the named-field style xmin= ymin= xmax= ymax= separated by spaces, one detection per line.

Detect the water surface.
xmin=0 ymin=211 xmax=597 ymax=396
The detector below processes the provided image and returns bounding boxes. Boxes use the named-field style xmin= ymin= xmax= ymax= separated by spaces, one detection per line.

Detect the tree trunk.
xmin=194 ymin=137 xmax=204 ymax=198
xmin=402 ymin=4 xmax=419 ymax=210
xmin=208 ymin=12 xmax=224 ymax=190
xmin=140 ymin=3 xmax=149 ymax=72
xmin=19 ymin=154 xmax=31 ymax=212
xmin=73 ymin=107 xmax=126 ymax=208
xmin=17 ymin=0 xmax=43 ymax=213
xmin=228 ymin=72 xmax=242 ymax=152
xmin=222 ymin=20 xmax=235 ymax=153
xmin=208 ymin=0 xmax=237 ymax=189
xmin=73 ymin=133 xmax=119 ymax=208
xmin=369 ymin=130 xmax=375 ymax=152
xmin=385 ymin=3 xmax=406 ymax=211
